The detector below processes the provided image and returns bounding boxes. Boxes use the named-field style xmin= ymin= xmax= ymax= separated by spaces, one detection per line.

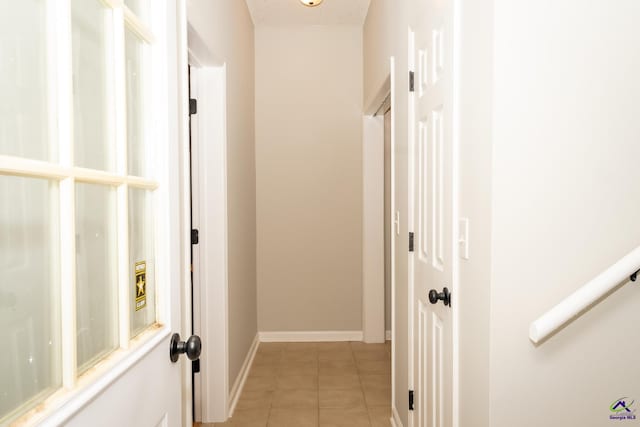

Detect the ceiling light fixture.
xmin=299 ymin=0 xmax=323 ymax=7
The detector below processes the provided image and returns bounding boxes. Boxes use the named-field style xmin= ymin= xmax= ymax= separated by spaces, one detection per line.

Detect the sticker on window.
xmin=135 ymin=261 xmax=147 ymax=311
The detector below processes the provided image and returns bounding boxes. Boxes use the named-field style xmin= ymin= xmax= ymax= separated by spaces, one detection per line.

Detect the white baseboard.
xmin=391 ymin=406 xmax=404 ymax=427
xmin=259 ymin=330 xmax=364 ymax=342
xmin=386 ymin=330 xmax=391 ymax=341
xmin=228 ymin=333 xmax=260 ymax=417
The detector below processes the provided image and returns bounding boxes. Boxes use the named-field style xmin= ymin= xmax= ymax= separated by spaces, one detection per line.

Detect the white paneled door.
xmin=0 ymin=1 xmax=191 ymax=426
xmin=410 ymin=0 xmax=456 ymax=424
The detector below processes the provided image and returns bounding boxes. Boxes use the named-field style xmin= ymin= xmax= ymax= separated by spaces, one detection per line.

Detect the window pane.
xmin=75 ymin=183 xmax=118 ymax=373
xmin=71 ymin=0 xmax=115 ymax=171
xmin=0 ymin=176 xmax=60 ymax=422
xmin=0 ymin=0 xmax=55 ymax=162
xmin=129 ymin=188 xmax=155 ymax=336
xmin=125 ymin=30 xmax=148 ymax=177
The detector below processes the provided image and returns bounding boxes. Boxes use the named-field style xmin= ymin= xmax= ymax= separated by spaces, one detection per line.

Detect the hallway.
xmin=199 ymin=341 xmax=391 ymax=427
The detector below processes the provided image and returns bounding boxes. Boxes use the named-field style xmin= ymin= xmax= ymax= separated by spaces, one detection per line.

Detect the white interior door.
xmin=0 ymin=1 xmax=191 ymax=426
xmin=410 ymin=0 xmax=456 ymax=424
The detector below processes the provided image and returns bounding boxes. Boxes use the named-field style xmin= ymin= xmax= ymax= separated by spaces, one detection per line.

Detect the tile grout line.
xmin=351 ymin=341 xmax=373 ymax=427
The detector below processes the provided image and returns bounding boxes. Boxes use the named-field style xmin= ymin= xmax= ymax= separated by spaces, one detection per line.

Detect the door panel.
xmin=411 ymin=0 xmax=455 ymax=424
xmin=63 ymin=343 xmax=180 ymax=427
xmin=430 ymin=312 xmax=444 ymax=427
xmin=418 ymin=301 xmax=428 ymax=427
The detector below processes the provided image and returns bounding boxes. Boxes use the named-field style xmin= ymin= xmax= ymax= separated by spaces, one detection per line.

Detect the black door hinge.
xmin=192 ymin=359 xmax=200 ymax=374
xmin=189 ymin=98 xmax=198 ymax=115
xmin=409 ymin=390 xmax=415 ymax=411
xmin=191 ymin=229 xmax=199 ymax=245
xmin=409 ymin=232 xmax=414 ymax=252
xmin=409 ymin=71 xmax=415 ymax=92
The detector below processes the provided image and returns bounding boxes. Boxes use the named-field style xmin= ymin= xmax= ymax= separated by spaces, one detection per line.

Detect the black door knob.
xmin=170 ymin=333 xmax=202 ymax=363
xmin=428 ymin=287 xmax=451 ymax=307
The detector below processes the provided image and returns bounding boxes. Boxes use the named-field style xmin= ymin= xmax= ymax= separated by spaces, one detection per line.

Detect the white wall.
xmin=457 ymin=1 xmax=494 ymax=426
xmin=363 ymin=0 xmax=393 ymax=109
xmin=186 ymin=0 xmax=257 ymax=388
xmin=489 ymin=1 xmax=640 ymax=425
xmin=255 ymin=25 xmax=364 ymax=332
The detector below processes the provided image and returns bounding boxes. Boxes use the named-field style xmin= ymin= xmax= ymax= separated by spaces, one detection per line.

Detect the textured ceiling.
xmin=245 ymin=0 xmax=371 ymax=26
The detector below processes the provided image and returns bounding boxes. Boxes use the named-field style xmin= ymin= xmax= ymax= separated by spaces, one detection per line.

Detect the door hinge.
xmin=409 ymin=71 xmax=415 ymax=92
xmin=191 ymin=229 xmax=199 ymax=245
xmin=409 ymin=232 xmax=414 ymax=252
xmin=409 ymin=390 xmax=415 ymax=411
xmin=189 ymin=98 xmax=198 ymax=115
xmin=192 ymin=359 xmax=200 ymax=374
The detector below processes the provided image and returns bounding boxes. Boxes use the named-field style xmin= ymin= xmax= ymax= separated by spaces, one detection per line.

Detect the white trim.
xmin=386 ymin=330 xmax=392 ymax=341
xmin=389 ymin=55 xmax=397 ymax=414
xmin=406 ymin=28 xmax=416 ymax=427
xmin=112 ymin=4 xmax=127 ymax=177
xmin=259 ymin=331 xmax=364 ymax=342
xmin=113 ymin=1 xmax=131 ymax=351
xmin=391 ymin=406 xmax=404 ymax=427
xmin=0 ymin=156 xmax=159 ymax=189
xmin=100 ymin=0 xmax=123 ymax=9
xmin=190 ymin=65 xmax=203 ymax=423
xmin=60 ymin=178 xmax=77 ymax=389
xmin=173 ymin=1 xmax=193 ymax=426
xmin=191 ymin=65 xmax=230 ymax=423
xmin=452 ymin=0 xmax=462 ymax=426
xmin=362 ymin=114 xmax=386 ymax=344
xmin=123 ymin=5 xmax=156 ymax=44
xmin=55 ymin=0 xmax=77 ymax=391
xmin=228 ymin=334 xmax=260 ymax=418
xmin=116 ymin=184 xmax=131 ymax=350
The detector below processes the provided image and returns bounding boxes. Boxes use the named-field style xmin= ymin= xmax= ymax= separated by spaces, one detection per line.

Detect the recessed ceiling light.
xmin=300 ymin=0 xmax=323 ymax=7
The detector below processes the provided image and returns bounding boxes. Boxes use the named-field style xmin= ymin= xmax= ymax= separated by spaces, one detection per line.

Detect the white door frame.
xmin=362 ymin=61 xmax=398 ymax=424
xmin=188 ymin=27 xmax=230 ymax=423
xmin=362 ymin=71 xmax=392 ymax=346
xmin=362 ymin=105 xmax=385 ymax=344
xmin=178 ymin=3 xmax=194 ymax=427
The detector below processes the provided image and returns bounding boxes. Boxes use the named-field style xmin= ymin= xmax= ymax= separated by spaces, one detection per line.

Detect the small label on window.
xmin=135 ymin=261 xmax=147 ymax=311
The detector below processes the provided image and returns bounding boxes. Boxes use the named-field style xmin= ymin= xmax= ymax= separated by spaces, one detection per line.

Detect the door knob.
xmin=428 ymin=287 xmax=451 ymax=307
xmin=170 ymin=333 xmax=202 ymax=363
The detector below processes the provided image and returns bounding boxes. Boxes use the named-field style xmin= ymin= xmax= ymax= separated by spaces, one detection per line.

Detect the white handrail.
xmin=529 ymin=246 xmax=640 ymax=344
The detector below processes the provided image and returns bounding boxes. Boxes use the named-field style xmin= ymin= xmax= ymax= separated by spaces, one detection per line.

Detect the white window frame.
xmin=0 ymin=0 xmax=175 ymax=424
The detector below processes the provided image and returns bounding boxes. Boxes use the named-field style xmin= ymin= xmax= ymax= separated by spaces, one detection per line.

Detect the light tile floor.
xmin=196 ymin=341 xmax=391 ymax=427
